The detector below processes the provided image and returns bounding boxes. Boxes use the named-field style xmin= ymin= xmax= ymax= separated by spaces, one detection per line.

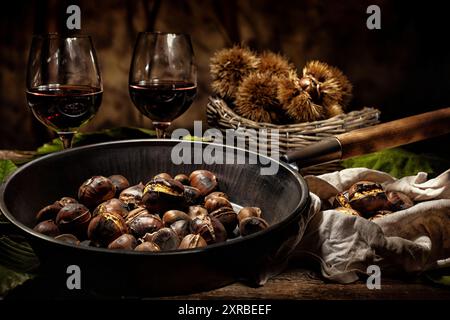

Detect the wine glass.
xmin=26 ymin=34 xmax=103 ymax=149
xmin=129 ymin=32 xmax=197 ymax=138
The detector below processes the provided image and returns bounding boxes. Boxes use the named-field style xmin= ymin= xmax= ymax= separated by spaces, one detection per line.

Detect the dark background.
xmin=1 ymin=0 xmax=449 ymax=158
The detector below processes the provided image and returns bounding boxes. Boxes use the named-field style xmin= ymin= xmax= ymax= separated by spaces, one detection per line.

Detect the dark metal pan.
xmin=0 ymin=139 xmax=310 ymax=297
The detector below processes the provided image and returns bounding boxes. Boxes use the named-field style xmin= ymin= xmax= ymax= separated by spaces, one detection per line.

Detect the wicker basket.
xmin=206 ymin=97 xmax=381 ymax=175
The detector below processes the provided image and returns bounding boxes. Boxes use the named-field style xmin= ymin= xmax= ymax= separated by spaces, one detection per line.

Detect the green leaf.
xmin=425 ymin=269 xmax=450 ymax=287
xmin=342 ymin=148 xmax=435 ymax=178
xmin=35 ymin=127 xmax=157 ymax=156
xmin=0 ymin=160 xmax=18 ymax=183
xmin=35 ymin=138 xmax=63 ymax=155
xmin=0 ymin=264 xmax=34 ymax=296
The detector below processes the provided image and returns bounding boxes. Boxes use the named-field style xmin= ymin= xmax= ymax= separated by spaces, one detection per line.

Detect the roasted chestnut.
xmin=369 ymin=210 xmax=393 ymax=221
xmin=239 ymin=216 xmax=269 ymax=236
xmin=135 ymin=241 xmax=161 ymax=252
xmin=335 ymin=207 xmax=361 ymax=217
xmin=58 ymin=197 xmax=78 ymax=207
xmin=162 ymin=210 xmax=191 ymax=227
xmin=188 ymin=205 xmax=208 ymax=219
xmin=153 ymin=173 xmax=173 ymax=180
xmin=386 ymin=191 xmax=414 ymax=211
xmin=36 ymin=202 xmax=63 ymax=222
xmin=170 ymin=220 xmax=191 ymax=239
xmin=179 ymin=234 xmax=207 ymax=249
xmin=107 ymin=234 xmax=137 ymax=250
xmin=126 ymin=212 xmax=163 ymax=238
xmin=93 ymin=198 xmax=129 ymax=218
xmin=174 ymin=173 xmax=190 ymax=185
xmin=143 ymin=228 xmax=180 ymax=251
xmin=237 ymin=207 xmax=261 ymax=222
xmin=126 ymin=207 xmax=149 ymax=222
xmin=204 ymin=196 xmax=232 ymax=213
xmin=55 ymin=233 xmax=80 ymax=245
xmin=33 ymin=220 xmax=60 ymax=237
xmin=210 ymin=207 xmax=238 ymax=236
xmin=142 ymin=178 xmax=185 ymax=214
xmin=348 ymin=181 xmax=388 ymax=217
xmin=79 ymin=240 xmax=101 ymax=248
xmin=183 ymin=186 xmax=202 ymax=206
xmin=119 ymin=183 xmax=144 ymax=210
xmin=204 ymin=192 xmax=229 ymax=202
xmin=189 ymin=170 xmax=218 ymax=196
xmin=333 ymin=191 xmax=350 ymax=208
xmin=108 ymin=175 xmax=130 ymax=197
xmin=78 ymin=176 xmax=116 ymax=208
xmin=87 ymin=212 xmax=128 ymax=247
xmin=55 ymin=203 xmax=91 ymax=239
xmin=190 ymin=216 xmax=227 ymax=244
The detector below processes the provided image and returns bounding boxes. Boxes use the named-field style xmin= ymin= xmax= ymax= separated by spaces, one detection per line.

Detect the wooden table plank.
xmin=165 ymin=268 xmax=450 ymax=300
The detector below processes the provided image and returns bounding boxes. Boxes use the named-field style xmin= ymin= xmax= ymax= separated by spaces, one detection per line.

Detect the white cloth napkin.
xmin=295 ymin=168 xmax=450 ymax=283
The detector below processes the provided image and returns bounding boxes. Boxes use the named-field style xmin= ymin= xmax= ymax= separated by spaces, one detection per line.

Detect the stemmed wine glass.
xmin=129 ymin=32 xmax=197 ymax=138
xmin=26 ymin=34 xmax=103 ymax=149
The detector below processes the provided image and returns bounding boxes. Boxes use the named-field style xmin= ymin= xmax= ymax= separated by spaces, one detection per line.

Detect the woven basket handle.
xmin=282 ymin=107 xmax=450 ymax=167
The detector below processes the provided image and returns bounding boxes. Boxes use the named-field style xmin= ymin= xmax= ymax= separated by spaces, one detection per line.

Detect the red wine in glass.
xmin=129 ymin=32 xmax=197 ymax=138
xmin=26 ymin=84 xmax=102 ymax=132
xmin=26 ymin=34 xmax=102 ymax=149
xmin=129 ymin=81 xmax=196 ymax=122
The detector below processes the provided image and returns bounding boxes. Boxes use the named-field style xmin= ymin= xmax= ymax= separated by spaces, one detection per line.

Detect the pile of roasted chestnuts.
xmin=330 ymin=180 xmax=415 ymax=220
xmin=33 ymin=170 xmax=269 ymax=251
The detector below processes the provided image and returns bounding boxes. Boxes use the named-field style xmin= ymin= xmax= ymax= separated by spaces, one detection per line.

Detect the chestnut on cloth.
xmin=295 ymin=168 xmax=450 ymax=283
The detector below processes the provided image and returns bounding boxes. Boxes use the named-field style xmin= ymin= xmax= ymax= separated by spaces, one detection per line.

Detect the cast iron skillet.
xmin=0 ymin=139 xmax=310 ymax=297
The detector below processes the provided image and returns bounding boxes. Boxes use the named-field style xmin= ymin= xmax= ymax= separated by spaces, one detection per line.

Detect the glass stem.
xmin=58 ymin=132 xmax=75 ymax=149
xmin=153 ymin=122 xmax=171 ymax=139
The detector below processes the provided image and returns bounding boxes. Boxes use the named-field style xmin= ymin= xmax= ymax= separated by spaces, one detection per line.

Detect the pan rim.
xmin=0 ymin=139 xmax=310 ymax=256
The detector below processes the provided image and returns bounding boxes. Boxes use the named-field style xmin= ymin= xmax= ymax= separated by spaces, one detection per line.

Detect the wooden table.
xmin=167 ymin=267 xmax=450 ymax=300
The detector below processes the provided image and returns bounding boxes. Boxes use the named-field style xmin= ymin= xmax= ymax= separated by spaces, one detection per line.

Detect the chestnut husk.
xmin=119 ymin=183 xmax=144 ymax=210
xmin=135 ymin=241 xmax=161 ymax=252
xmin=78 ymin=176 xmax=116 ymax=208
xmin=178 ymin=234 xmax=207 ymax=249
xmin=36 ymin=202 xmax=63 ymax=222
xmin=190 ymin=216 xmax=227 ymax=244
xmin=204 ymin=197 xmax=232 ymax=213
xmin=108 ymin=175 xmax=130 ymax=197
xmin=107 ymin=234 xmax=137 ymax=250
xmin=189 ymin=170 xmax=218 ymax=196
xmin=162 ymin=210 xmax=191 ymax=227
xmin=87 ymin=212 xmax=128 ymax=247
xmin=348 ymin=181 xmax=388 ymax=217
xmin=386 ymin=191 xmax=414 ymax=211
xmin=55 ymin=203 xmax=92 ymax=239
xmin=93 ymin=198 xmax=129 ymax=218
xmin=33 ymin=220 xmax=60 ymax=237
xmin=126 ymin=212 xmax=163 ymax=238
xmin=239 ymin=216 xmax=269 ymax=236
xmin=210 ymin=207 xmax=238 ymax=236
xmin=143 ymin=228 xmax=180 ymax=251
xmin=142 ymin=177 xmax=185 ymax=214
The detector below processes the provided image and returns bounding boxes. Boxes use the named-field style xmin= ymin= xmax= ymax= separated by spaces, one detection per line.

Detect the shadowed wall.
xmin=1 ymin=0 xmax=449 ymax=155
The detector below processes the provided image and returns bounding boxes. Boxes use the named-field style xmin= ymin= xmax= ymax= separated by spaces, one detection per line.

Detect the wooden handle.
xmin=338 ymin=107 xmax=450 ymax=158
xmin=282 ymin=107 xmax=450 ymax=166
